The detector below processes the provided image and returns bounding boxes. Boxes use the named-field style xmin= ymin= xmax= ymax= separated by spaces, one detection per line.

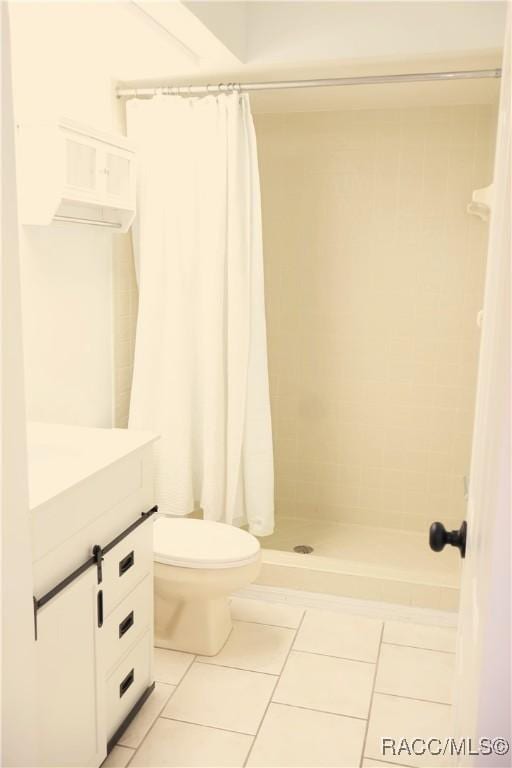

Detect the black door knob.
xmin=429 ymin=521 xmax=467 ymax=558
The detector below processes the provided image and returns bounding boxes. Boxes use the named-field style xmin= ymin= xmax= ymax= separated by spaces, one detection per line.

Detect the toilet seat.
xmin=153 ymin=517 xmax=261 ymax=569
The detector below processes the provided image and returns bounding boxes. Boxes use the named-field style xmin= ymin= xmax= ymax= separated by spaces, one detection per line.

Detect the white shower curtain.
xmin=127 ymin=93 xmax=274 ymax=536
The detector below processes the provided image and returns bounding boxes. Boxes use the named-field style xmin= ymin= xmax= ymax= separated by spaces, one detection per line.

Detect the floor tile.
xmin=375 ymin=644 xmax=454 ymax=704
xmin=197 ymin=621 xmax=295 ymax=675
xmin=101 ymin=745 xmax=134 ymax=767
xmin=246 ymin=702 xmax=366 ymax=767
xmin=294 ymin=609 xmax=382 ymax=662
xmin=162 ymin=662 xmax=275 ymax=735
xmin=273 ymin=650 xmax=374 ymax=719
xmin=361 ymin=757 xmax=408 ymax=768
xmin=383 ymin=621 xmax=457 ymax=652
xmin=130 ymin=718 xmax=252 ymax=767
xmin=365 ymin=693 xmax=452 ymax=767
xmin=118 ymin=682 xmax=175 ymax=749
xmin=154 ymin=647 xmax=195 ymax=684
xmin=230 ymin=597 xmax=304 ymax=628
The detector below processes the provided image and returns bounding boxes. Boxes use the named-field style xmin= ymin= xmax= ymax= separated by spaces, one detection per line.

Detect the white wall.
xmin=9 ymin=2 xmax=121 ymax=426
xmin=8 ymin=1 xmax=195 ymax=427
xmin=1 ymin=5 xmax=37 ymax=764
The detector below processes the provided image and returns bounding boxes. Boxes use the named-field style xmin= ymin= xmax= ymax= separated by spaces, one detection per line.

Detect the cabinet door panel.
xmin=36 ymin=568 xmax=106 ymax=767
xmin=64 ymin=136 xmax=99 ymax=195
xmin=105 ymin=151 xmax=132 ymax=201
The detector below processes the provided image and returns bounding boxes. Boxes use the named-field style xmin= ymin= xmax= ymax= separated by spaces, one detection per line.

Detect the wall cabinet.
xmin=17 ymin=119 xmax=136 ymax=232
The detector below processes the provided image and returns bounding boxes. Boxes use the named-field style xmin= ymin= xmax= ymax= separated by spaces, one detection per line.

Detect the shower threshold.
xmin=256 ymin=518 xmax=460 ymax=612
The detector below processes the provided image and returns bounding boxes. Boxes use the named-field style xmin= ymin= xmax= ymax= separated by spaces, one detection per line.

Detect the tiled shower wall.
xmin=254 ymin=105 xmax=496 ymax=532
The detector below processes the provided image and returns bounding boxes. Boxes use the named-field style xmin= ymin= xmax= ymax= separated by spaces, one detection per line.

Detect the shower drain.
xmin=293 ymin=544 xmax=314 ymax=554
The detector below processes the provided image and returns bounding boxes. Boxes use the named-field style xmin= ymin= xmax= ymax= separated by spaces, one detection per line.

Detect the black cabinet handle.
xmin=119 ymin=611 xmax=134 ymax=639
xmin=119 ymin=551 xmax=134 ymax=576
xmin=97 ymin=590 xmax=104 ymax=628
xmin=429 ymin=520 xmax=467 ymax=558
xmin=119 ymin=668 xmax=134 ymax=698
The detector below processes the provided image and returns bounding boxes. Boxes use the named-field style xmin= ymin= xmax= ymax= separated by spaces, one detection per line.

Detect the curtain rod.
xmin=116 ymin=68 xmax=502 ymax=99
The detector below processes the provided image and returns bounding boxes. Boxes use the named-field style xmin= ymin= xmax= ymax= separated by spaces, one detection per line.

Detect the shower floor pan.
xmin=257 ymin=517 xmax=460 ymax=612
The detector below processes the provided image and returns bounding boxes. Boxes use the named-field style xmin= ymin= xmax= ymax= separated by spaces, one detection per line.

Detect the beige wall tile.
xmin=255 ymin=105 xmax=492 ymax=531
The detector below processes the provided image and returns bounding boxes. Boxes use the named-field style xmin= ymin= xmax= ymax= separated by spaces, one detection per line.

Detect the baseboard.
xmin=235 ymin=584 xmax=458 ymax=627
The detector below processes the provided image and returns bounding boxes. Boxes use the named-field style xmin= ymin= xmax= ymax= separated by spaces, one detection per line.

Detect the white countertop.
xmin=27 ymin=422 xmax=159 ymax=511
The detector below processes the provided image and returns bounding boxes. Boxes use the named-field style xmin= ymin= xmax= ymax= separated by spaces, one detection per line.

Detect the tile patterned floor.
xmin=103 ymin=597 xmax=456 ymax=768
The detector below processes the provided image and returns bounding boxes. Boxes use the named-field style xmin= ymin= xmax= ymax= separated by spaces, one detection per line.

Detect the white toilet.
xmin=153 ymin=517 xmax=261 ymax=656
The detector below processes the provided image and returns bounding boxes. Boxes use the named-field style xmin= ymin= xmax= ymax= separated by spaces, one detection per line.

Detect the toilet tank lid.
xmin=153 ymin=517 xmax=261 ymax=569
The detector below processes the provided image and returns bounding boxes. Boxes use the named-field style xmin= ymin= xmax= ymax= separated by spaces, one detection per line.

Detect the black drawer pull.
xmin=119 ymin=610 xmax=134 ymax=639
xmin=97 ymin=590 xmax=104 ymax=628
xmin=119 ymin=668 xmax=134 ymax=698
xmin=119 ymin=551 xmax=134 ymax=576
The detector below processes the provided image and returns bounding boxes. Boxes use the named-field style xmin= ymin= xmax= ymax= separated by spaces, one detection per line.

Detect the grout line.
xmin=359 ymin=621 xmax=385 ymax=767
xmin=372 ymin=690 xmax=452 ymax=707
xmin=186 ymin=659 xmax=278 ymax=679
xmin=158 ymin=715 xmax=255 ymax=737
xmin=242 ymin=610 xmax=307 ymax=767
xmin=157 ymin=653 xmax=197 ymax=683
xmin=118 ymin=681 xmax=176 ymax=750
xmin=153 ymin=654 xmax=196 ymax=686
xmin=362 ymin=757 xmax=416 ymax=768
xmin=270 ymin=700 xmax=368 ymax=723
xmin=125 ymin=652 xmax=199 ymax=766
xmin=195 ymin=658 xmax=280 ymax=676
xmin=104 ymin=745 xmax=135 ymax=768
xmin=382 ymin=641 xmax=456 ymax=655
xmin=229 ymin=616 xmax=304 ymax=630
xmin=291 ymin=647 xmax=377 ymax=665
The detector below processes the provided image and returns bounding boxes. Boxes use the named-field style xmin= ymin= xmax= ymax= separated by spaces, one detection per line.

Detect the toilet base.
xmin=153 ymin=556 xmax=261 ymax=656
xmin=155 ymin=594 xmax=232 ymax=656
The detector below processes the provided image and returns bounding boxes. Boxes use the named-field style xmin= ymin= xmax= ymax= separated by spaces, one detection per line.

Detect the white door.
xmin=35 ymin=568 xmax=106 ymax=767
xmin=453 ymin=16 xmax=511 ymax=764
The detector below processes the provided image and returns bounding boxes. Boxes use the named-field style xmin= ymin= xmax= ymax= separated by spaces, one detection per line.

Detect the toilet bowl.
xmin=153 ymin=517 xmax=261 ymax=656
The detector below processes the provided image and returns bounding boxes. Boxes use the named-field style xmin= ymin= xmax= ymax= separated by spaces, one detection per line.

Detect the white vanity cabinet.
xmin=28 ymin=423 xmax=159 ymax=768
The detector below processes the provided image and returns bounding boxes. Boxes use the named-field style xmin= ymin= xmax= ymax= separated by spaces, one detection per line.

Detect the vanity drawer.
xmin=102 ymin=521 xmax=153 ymax=616
xmin=103 ymin=574 xmax=153 ymax=676
xmin=106 ymin=630 xmax=152 ymax=742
